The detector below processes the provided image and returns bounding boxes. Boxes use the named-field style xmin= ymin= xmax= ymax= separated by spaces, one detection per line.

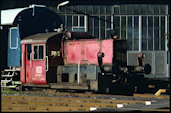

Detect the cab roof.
xmin=21 ymin=32 xmax=63 ymax=44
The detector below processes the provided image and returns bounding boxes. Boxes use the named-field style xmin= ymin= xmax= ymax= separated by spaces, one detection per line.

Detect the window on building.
xmin=94 ymin=16 xmax=99 ymax=38
xmin=100 ymin=16 xmax=105 ymax=39
xmin=106 ymin=16 xmax=112 ymax=38
xmin=59 ymin=4 xmax=168 ymax=51
xmin=86 ymin=5 xmax=93 ymax=14
xmin=154 ymin=17 xmax=159 ymax=50
xmin=88 ymin=16 xmax=93 ymax=36
xmin=120 ymin=5 xmax=127 ymax=14
xmin=142 ymin=16 xmax=147 ymax=50
xmin=114 ymin=6 xmax=120 ymax=14
xmin=100 ymin=6 xmax=105 ymax=14
xmin=106 ymin=6 xmax=111 ymax=14
xmin=127 ymin=16 xmax=133 ymax=50
xmin=93 ymin=6 xmax=99 ymax=14
xmin=121 ymin=17 xmax=126 ymax=39
xmin=148 ymin=16 xmax=153 ymax=50
xmin=72 ymin=15 xmax=87 ymax=32
xmin=89 ymin=15 xmax=113 ymax=39
xmin=161 ymin=16 xmax=165 ymax=50
xmin=67 ymin=15 xmax=72 ymax=31
xmin=114 ymin=16 xmax=120 ymax=38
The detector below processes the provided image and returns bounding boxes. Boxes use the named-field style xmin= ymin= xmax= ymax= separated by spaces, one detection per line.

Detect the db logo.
xmin=36 ymin=66 xmax=42 ymax=74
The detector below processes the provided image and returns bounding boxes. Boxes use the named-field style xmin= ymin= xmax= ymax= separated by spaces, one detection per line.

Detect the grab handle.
xmin=30 ymin=53 xmax=32 ymax=68
xmin=46 ymin=56 xmax=49 ymax=72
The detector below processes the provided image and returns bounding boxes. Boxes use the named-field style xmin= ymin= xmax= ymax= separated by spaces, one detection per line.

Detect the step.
xmin=1 ymin=75 xmax=14 ymax=77
xmin=50 ymin=83 xmax=88 ymax=90
xmin=1 ymin=80 xmax=12 ymax=83
xmin=1 ymin=85 xmax=17 ymax=88
xmin=4 ymin=68 xmax=20 ymax=72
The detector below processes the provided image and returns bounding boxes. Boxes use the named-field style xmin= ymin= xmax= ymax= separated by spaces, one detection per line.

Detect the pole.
xmin=139 ymin=15 xmax=142 ymax=52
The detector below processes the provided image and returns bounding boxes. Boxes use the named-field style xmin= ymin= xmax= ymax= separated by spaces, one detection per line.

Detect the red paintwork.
xmin=64 ymin=39 xmax=114 ymax=65
xmin=20 ymin=43 xmax=47 ymax=85
xmin=26 ymin=44 xmax=32 ymax=83
xmin=101 ymin=39 xmax=113 ymax=64
xmin=20 ymin=44 xmax=25 ymax=84
xmin=32 ymin=43 xmax=46 ymax=84
xmin=85 ymin=40 xmax=100 ymax=64
xmin=64 ymin=41 xmax=83 ymax=64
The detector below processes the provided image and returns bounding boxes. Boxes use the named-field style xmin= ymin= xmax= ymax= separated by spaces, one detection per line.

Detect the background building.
xmin=0 ymin=0 xmax=170 ymax=81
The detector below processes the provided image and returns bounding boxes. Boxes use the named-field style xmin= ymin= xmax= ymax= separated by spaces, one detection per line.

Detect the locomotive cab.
xmin=20 ymin=32 xmax=63 ymax=86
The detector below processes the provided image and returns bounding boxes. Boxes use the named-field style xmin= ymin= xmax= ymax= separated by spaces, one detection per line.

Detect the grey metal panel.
xmin=155 ymin=51 xmax=167 ymax=75
xmin=142 ymin=51 xmax=154 ymax=74
xmin=127 ymin=51 xmax=154 ymax=75
xmin=127 ymin=50 xmax=169 ymax=80
xmin=57 ymin=65 xmax=98 ymax=80
xmin=127 ymin=51 xmax=138 ymax=66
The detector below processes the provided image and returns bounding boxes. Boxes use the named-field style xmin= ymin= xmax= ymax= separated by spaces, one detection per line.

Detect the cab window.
xmin=33 ymin=45 xmax=44 ymax=60
xmin=27 ymin=44 xmax=31 ymax=60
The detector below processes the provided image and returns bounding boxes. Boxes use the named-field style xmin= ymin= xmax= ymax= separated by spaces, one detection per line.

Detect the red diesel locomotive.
xmin=20 ymin=31 xmax=151 ymax=94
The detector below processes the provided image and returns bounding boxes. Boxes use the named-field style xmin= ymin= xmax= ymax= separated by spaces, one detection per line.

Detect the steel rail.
xmin=1 ymin=94 xmax=169 ymax=112
xmin=2 ymin=95 xmax=147 ymax=105
xmin=133 ymin=93 xmax=169 ymax=99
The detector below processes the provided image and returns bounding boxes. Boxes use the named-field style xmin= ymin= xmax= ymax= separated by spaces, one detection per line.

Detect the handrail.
xmin=46 ymin=56 xmax=49 ymax=72
xmin=22 ymin=53 xmax=24 ymax=68
xmin=30 ymin=53 xmax=32 ymax=68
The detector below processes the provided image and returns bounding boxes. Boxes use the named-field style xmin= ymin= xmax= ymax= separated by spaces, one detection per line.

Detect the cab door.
xmin=25 ymin=44 xmax=32 ymax=83
xmin=32 ymin=44 xmax=47 ymax=84
xmin=20 ymin=44 xmax=32 ymax=84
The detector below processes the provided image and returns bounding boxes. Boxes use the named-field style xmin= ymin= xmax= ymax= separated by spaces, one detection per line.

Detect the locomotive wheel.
xmin=16 ymin=85 xmax=31 ymax=91
xmin=134 ymin=75 xmax=145 ymax=94
xmin=105 ymin=87 xmax=110 ymax=93
xmin=134 ymin=83 xmax=144 ymax=94
xmin=123 ymin=84 xmax=134 ymax=96
xmin=16 ymin=85 xmax=24 ymax=91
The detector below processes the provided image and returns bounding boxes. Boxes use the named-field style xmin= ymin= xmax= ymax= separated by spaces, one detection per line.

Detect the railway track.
xmin=1 ymin=90 xmax=170 ymax=112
